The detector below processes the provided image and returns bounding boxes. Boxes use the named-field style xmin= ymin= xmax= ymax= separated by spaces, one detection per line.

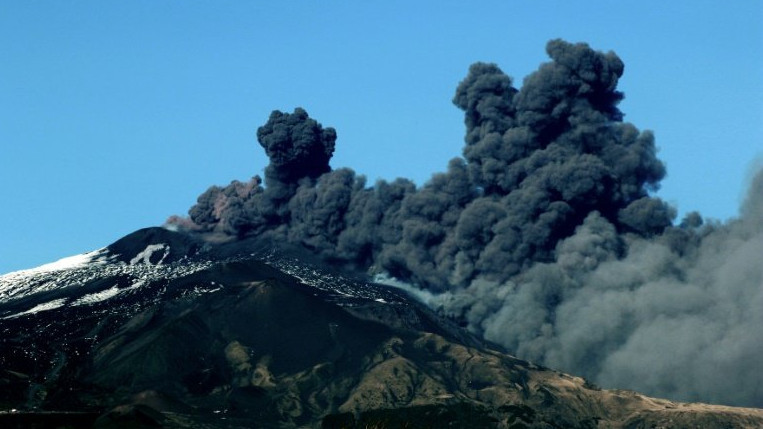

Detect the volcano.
xmin=1 ymin=227 xmax=762 ymax=428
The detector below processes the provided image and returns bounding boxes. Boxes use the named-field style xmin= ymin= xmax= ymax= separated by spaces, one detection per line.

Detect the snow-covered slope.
xmin=0 ymin=243 xmax=213 ymax=320
xmin=0 ymin=249 xmax=107 ymax=302
xmin=0 ymin=227 xmax=415 ymax=321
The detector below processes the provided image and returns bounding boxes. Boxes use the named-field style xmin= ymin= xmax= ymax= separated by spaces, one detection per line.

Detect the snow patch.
xmin=72 ymin=286 xmax=121 ymax=306
xmin=72 ymin=279 xmax=146 ymax=306
xmin=130 ymin=244 xmax=170 ymax=265
xmin=4 ymin=298 xmax=67 ymax=319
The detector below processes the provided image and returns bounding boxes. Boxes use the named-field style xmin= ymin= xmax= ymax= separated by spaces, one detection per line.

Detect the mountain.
xmin=1 ymin=227 xmax=762 ymax=428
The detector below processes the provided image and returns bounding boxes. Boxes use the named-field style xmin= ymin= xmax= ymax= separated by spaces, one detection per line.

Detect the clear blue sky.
xmin=1 ymin=1 xmax=761 ymax=274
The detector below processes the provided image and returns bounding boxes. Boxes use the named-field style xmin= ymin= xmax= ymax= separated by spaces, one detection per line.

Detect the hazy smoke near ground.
xmin=424 ymin=178 xmax=763 ymax=406
xmin=168 ymin=39 xmax=763 ymax=407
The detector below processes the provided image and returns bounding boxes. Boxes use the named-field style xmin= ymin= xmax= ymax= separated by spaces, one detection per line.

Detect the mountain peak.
xmin=106 ymin=227 xmax=206 ymax=265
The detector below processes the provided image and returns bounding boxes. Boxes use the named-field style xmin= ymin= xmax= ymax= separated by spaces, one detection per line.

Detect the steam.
xmin=168 ymin=39 xmax=762 ymax=407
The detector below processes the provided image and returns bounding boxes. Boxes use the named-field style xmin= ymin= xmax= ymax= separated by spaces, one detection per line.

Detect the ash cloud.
xmin=168 ymin=39 xmax=763 ymax=407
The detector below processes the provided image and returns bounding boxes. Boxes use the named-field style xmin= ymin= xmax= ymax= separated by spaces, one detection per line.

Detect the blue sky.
xmin=1 ymin=1 xmax=761 ymax=274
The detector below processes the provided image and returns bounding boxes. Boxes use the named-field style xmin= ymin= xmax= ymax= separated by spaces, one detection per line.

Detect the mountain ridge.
xmin=1 ymin=227 xmax=761 ymax=428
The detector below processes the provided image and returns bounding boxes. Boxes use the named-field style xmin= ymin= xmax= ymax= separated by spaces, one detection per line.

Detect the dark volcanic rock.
xmin=106 ymin=227 xmax=206 ymax=265
xmin=0 ymin=228 xmax=761 ymax=428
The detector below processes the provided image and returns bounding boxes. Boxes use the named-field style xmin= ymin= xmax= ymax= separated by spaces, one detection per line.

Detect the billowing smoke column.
xmin=169 ymin=39 xmax=763 ymax=407
xmin=258 ymin=108 xmax=336 ymax=193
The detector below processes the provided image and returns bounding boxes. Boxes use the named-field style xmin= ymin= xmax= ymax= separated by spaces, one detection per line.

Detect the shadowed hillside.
xmin=1 ymin=228 xmax=762 ymax=427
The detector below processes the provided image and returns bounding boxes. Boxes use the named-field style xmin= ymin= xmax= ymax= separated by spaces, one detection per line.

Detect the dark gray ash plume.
xmin=258 ymin=107 xmax=336 ymax=189
xmin=168 ymin=39 xmax=763 ymax=407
